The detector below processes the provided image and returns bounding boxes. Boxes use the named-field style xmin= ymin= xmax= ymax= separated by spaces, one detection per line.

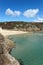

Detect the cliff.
xmin=0 ymin=22 xmax=43 ymax=31
xmin=0 ymin=34 xmax=20 ymax=65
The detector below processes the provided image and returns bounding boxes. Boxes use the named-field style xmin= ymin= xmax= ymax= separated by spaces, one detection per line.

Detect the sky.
xmin=0 ymin=0 xmax=43 ymax=22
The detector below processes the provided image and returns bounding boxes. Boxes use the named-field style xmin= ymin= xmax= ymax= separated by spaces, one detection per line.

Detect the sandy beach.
xmin=0 ymin=28 xmax=28 ymax=36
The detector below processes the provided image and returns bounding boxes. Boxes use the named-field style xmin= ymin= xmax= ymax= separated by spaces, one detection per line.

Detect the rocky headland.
xmin=0 ymin=33 xmax=20 ymax=65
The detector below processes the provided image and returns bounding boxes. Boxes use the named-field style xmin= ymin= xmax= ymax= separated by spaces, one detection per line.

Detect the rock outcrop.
xmin=0 ymin=22 xmax=43 ymax=31
xmin=0 ymin=33 xmax=20 ymax=65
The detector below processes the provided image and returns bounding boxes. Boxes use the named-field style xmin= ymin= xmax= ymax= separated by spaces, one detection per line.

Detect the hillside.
xmin=0 ymin=22 xmax=43 ymax=32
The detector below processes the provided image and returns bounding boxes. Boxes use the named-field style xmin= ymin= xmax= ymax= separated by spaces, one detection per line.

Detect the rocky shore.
xmin=0 ymin=34 xmax=20 ymax=65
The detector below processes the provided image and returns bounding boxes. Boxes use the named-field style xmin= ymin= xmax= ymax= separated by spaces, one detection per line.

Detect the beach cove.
xmin=8 ymin=33 xmax=43 ymax=65
xmin=0 ymin=28 xmax=43 ymax=65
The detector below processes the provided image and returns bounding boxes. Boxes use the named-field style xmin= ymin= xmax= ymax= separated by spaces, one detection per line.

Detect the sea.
xmin=9 ymin=33 xmax=43 ymax=65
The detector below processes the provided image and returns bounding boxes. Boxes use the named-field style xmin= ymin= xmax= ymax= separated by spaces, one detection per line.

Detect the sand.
xmin=0 ymin=28 xmax=28 ymax=36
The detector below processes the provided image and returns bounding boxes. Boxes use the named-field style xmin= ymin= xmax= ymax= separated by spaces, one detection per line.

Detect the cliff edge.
xmin=0 ymin=33 xmax=20 ymax=65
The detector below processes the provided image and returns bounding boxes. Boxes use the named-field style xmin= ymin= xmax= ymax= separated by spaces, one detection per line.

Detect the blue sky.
xmin=0 ymin=0 xmax=43 ymax=22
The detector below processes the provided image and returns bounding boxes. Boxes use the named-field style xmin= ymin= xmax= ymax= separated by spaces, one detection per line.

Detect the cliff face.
xmin=0 ymin=34 xmax=20 ymax=65
xmin=0 ymin=22 xmax=43 ymax=31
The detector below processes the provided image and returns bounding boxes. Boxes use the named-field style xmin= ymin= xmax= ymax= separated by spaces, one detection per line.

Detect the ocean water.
xmin=9 ymin=33 xmax=43 ymax=65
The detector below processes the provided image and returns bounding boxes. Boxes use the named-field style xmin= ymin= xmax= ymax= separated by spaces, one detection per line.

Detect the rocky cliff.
xmin=0 ymin=22 xmax=43 ymax=31
xmin=0 ymin=34 xmax=20 ymax=65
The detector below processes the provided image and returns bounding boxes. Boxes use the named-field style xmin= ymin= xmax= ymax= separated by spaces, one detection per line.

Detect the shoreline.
xmin=0 ymin=28 xmax=43 ymax=37
xmin=0 ymin=28 xmax=28 ymax=37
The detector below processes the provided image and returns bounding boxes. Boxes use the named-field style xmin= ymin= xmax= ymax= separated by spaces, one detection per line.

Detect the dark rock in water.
xmin=9 ymin=49 xmax=12 ymax=54
xmin=18 ymin=59 xmax=23 ymax=65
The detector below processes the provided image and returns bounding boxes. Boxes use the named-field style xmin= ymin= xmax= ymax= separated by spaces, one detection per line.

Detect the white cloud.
xmin=5 ymin=8 xmax=13 ymax=15
xmin=5 ymin=8 xmax=21 ymax=16
xmin=13 ymin=11 xmax=21 ymax=16
xmin=5 ymin=8 xmax=39 ymax=18
xmin=34 ymin=17 xmax=43 ymax=22
xmin=23 ymin=9 xmax=39 ymax=17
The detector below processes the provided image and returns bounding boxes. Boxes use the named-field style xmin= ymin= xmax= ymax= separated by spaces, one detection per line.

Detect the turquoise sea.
xmin=9 ymin=33 xmax=43 ymax=65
